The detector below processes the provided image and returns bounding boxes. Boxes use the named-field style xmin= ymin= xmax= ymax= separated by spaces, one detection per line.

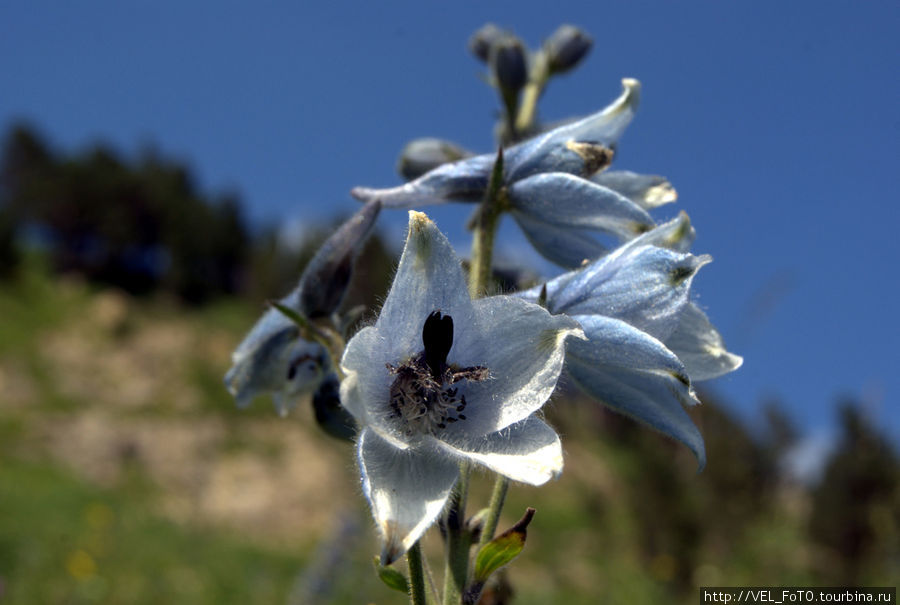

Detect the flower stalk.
xmin=477 ymin=475 xmax=510 ymax=548
xmin=468 ymin=148 xmax=507 ymax=299
xmin=514 ymin=51 xmax=550 ymax=138
xmin=442 ymin=464 xmax=472 ymax=605
xmin=407 ymin=541 xmax=428 ymax=605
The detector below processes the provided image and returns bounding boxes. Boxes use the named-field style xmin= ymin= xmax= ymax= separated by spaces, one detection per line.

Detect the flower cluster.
xmin=224 ymin=22 xmax=741 ymax=597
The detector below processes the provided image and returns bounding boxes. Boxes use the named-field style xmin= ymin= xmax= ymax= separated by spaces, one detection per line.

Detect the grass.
xmin=1 ymin=267 xmax=895 ymax=604
xmin=0 ymin=460 xmax=304 ymax=605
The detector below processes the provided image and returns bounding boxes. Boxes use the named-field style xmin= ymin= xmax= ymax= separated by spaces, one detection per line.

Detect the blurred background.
xmin=0 ymin=2 xmax=897 ymax=604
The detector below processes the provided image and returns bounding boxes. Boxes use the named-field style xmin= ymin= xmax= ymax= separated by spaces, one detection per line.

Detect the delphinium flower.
xmin=340 ymin=211 xmax=582 ymax=564
xmin=517 ymin=214 xmax=743 ymax=467
xmin=224 ymin=201 xmax=380 ymax=416
xmin=352 ymin=79 xmax=681 ymax=269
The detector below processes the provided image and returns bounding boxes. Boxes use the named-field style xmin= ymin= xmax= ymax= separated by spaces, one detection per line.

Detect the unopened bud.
xmin=544 ymin=25 xmax=592 ymax=74
xmin=397 ymin=138 xmax=472 ymax=181
xmin=468 ymin=23 xmax=507 ymax=63
xmin=490 ymin=36 xmax=528 ymax=96
xmin=312 ymin=373 xmax=356 ymax=440
xmin=295 ymin=200 xmax=381 ymax=318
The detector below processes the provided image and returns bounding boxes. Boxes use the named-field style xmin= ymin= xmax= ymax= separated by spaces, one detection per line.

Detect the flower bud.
xmin=312 ymin=373 xmax=356 ymax=440
xmin=490 ymin=36 xmax=528 ymax=96
xmin=544 ymin=25 xmax=592 ymax=74
xmin=396 ymin=138 xmax=472 ymax=181
xmin=468 ymin=23 xmax=506 ymax=63
xmin=295 ymin=200 xmax=381 ymax=318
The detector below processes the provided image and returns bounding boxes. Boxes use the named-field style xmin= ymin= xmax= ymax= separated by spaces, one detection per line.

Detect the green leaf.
xmin=269 ymin=301 xmax=312 ymax=333
xmin=373 ymin=556 xmax=410 ymax=594
xmin=473 ymin=507 xmax=535 ymax=583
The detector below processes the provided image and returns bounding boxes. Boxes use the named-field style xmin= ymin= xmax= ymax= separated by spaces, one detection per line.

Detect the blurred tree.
xmin=0 ymin=124 xmax=250 ymax=303
xmin=808 ymin=402 xmax=900 ymax=584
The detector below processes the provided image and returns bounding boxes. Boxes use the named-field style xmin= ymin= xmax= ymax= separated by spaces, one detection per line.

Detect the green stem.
xmin=407 ymin=541 xmax=428 ymax=605
xmin=442 ymin=464 xmax=471 ymax=605
xmin=468 ymin=148 xmax=506 ymax=299
xmin=478 ymin=474 xmax=510 ymax=548
xmin=514 ymin=51 xmax=550 ymax=138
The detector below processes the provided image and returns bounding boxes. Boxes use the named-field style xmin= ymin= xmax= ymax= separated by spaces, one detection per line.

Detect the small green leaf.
xmin=373 ymin=556 xmax=410 ymax=594
xmin=269 ymin=301 xmax=312 ymax=332
xmin=473 ymin=507 xmax=535 ymax=583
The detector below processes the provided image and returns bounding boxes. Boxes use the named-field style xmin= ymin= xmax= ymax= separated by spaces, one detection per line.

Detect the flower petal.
xmin=626 ymin=211 xmax=695 ymax=253
xmin=508 ymin=173 xmax=654 ymax=239
xmin=565 ymin=315 xmax=706 ymax=469
xmin=375 ymin=211 xmax=476 ymax=363
xmin=591 ymin=170 xmax=677 ymax=210
xmin=436 ymin=415 xmax=563 ymax=485
xmin=513 ymin=211 xmax=610 ymax=268
xmin=224 ymin=307 xmax=329 ymax=413
xmin=550 ymin=245 xmax=711 ymax=342
xmin=358 ymin=428 xmax=459 ymax=565
xmin=340 ymin=326 xmax=419 ymax=450
xmin=665 ymin=303 xmax=743 ymax=381
xmin=351 ymin=153 xmax=493 ymax=208
xmin=443 ymin=296 xmax=583 ymax=437
xmin=507 ymin=78 xmax=641 ymax=182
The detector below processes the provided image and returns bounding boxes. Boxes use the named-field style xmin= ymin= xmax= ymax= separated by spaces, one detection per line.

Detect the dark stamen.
xmin=422 ymin=310 xmax=454 ymax=380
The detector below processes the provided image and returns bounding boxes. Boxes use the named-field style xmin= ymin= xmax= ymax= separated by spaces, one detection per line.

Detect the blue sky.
xmin=2 ymin=2 xmax=898 ymax=445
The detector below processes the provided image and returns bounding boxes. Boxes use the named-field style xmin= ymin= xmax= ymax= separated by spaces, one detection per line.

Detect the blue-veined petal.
xmin=435 ymin=415 xmax=563 ymax=485
xmin=507 ymin=78 xmax=640 ymax=182
xmin=358 ymin=428 xmax=459 ymax=565
xmin=508 ymin=173 xmax=654 ymax=238
xmin=351 ymin=153 xmax=494 ymax=208
xmin=565 ymin=314 xmax=706 ymax=469
xmin=591 ymin=170 xmax=677 ymax=210
xmin=665 ymin=303 xmax=743 ymax=381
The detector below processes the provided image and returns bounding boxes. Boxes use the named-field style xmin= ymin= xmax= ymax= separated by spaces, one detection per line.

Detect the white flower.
xmin=340 ymin=211 xmax=582 ymax=564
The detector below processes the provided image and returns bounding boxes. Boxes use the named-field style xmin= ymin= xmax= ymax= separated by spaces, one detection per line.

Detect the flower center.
xmin=386 ymin=311 xmax=488 ymax=436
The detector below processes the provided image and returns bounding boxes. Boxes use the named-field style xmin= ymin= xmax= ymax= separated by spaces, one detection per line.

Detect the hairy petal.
xmin=591 ymin=170 xmax=677 ymax=210
xmin=436 ymin=415 xmax=563 ymax=485
xmin=445 ymin=296 xmax=583 ymax=437
xmin=665 ymin=303 xmax=743 ymax=381
xmin=565 ymin=315 xmax=706 ymax=469
xmin=508 ymin=173 xmax=654 ymax=238
xmin=339 ymin=326 xmax=409 ymax=447
xmin=358 ymin=429 xmax=459 ymax=565
xmin=351 ymin=153 xmax=493 ymax=208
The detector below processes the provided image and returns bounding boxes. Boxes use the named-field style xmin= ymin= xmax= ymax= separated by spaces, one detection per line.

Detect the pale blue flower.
xmin=224 ymin=201 xmax=380 ymax=415
xmin=341 ymin=211 xmax=582 ymax=563
xmin=518 ymin=217 xmax=742 ymax=468
xmin=352 ymin=79 xmax=671 ymax=267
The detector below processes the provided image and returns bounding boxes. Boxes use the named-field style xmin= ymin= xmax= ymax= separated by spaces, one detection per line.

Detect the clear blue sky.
xmin=2 ymin=1 xmax=898 ymax=445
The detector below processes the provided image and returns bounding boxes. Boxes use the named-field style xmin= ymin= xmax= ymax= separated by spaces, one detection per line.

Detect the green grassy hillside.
xmin=1 ymin=269 xmax=896 ymax=604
